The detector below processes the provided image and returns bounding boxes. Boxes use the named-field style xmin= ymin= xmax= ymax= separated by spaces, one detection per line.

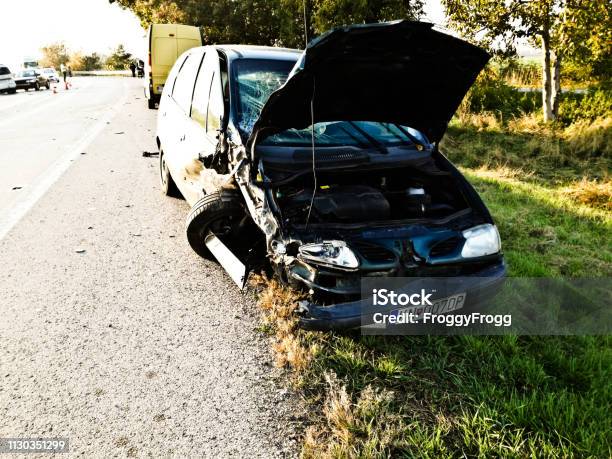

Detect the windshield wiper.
xmin=393 ymin=124 xmax=428 ymax=149
xmin=347 ymin=121 xmax=388 ymax=155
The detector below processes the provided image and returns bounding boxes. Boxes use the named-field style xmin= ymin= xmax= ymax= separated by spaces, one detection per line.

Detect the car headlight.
xmin=461 ymin=224 xmax=501 ymax=258
xmin=298 ymin=241 xmax=359 ymax=269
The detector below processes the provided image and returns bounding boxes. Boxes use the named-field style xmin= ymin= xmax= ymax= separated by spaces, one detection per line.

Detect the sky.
xmin=0 ymin=0 xmax=146 ymax=69
xmin=0 ymin=0 xmax=534 ymax=70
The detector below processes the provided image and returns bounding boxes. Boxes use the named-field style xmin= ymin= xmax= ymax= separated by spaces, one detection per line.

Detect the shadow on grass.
xmin=442 ymin=124 xmax=611 ymax=184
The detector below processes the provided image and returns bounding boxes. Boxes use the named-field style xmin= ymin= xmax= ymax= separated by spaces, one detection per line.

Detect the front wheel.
xmin=186 ymin=191 xmax=250 ymax=260
xmin=34 ymin=82 xmax=40 ymax=91
xmin=45 ymin=81 xmax=50 ymax=90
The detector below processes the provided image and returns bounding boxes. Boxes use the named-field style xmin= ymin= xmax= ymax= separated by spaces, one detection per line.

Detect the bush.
xmin=464 ymin=77 xmax=540 ymax=120
xmin=558 ymin=88 xmax=612 ymax=125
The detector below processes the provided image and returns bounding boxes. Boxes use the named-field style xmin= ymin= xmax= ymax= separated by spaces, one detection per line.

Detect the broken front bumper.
xmin=297 ymin=260 xmax=507 ymax=330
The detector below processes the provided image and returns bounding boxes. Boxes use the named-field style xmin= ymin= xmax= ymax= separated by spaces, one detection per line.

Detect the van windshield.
xmin=232 ymin=58 xmax=296 ymax=134
xmin=0 ymin=67 xmax=10 ymax=76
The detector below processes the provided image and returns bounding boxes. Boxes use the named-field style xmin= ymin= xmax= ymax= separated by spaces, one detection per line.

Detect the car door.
xmin=161 ymin=48 xmax=205 ymax=205
xmin=183 ymin=49 xmax=229 ymax=196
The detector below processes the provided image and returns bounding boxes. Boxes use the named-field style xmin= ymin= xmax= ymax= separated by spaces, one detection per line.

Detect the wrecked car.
xmin=156 ymin=20 xmax=506 ymax=329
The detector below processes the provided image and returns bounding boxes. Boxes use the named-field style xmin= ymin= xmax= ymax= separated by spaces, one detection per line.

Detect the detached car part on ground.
xmin=156 ymin=21 xmax=506 ymax=329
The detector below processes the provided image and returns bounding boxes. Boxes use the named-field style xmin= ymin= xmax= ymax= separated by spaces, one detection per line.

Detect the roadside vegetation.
xmin=252 ymin=67 xmax=611 ymax=458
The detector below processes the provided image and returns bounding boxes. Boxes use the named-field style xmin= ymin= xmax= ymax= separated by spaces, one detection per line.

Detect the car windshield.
xmin=19 ymin=71 xmax=35 ymax=77
xmin=259 ymin=121 xmax=429 ymax=148
xmin=232 ymin=58 xmax=296 ymax=134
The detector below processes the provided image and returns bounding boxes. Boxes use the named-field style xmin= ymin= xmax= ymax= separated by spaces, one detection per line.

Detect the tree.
xmin=82 ymin=53 xmax=104 ymax=71
xmin=105 ymin=44 xmax=133 ymax=70
xmin=40 ymin=43 xmax=70 ymax=70
xmin=68 ymin=52 xmax=85 ymax=71
xmin=109 ymin=0 xmax=425 ymax=48
xmin=442 ymin=0 xmax=610 ymax=121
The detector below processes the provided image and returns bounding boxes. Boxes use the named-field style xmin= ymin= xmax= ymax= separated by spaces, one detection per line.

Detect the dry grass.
xmin=250 ymin=274 xmax=315 ymax=372
xmin=563 ymin=116 xmax=612 ymax=158
xmin=561 ymin=177 xmax=612 ymax=211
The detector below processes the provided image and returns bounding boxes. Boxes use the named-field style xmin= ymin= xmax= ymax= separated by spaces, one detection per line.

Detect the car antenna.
xmin=303 ymin=0 xmax=308 ymax=48
xmin=304 ymin=77 xmax=317 ymax=230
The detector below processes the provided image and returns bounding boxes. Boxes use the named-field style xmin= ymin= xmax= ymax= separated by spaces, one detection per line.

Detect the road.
xmin=0 ymin=78 xmax=300 ymax=457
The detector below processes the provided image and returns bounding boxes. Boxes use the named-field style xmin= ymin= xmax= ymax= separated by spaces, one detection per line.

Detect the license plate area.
xmin=391 ymin=292 xmax=467 ymax=318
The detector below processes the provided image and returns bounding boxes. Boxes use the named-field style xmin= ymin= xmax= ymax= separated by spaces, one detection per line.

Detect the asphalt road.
xmin=0 ymin=78 xmax=300 ymax=457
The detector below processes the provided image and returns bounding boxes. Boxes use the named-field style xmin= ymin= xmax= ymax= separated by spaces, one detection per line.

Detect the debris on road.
xmin=114 ymin=131 xmax=125 ymax=135
xmin=11 ymin=186 xmax=23 ymax=190
xmin=142 ymin=151 xmax=159 ymax=157
xmin=75 ymin=248 xmax=86 ymax=254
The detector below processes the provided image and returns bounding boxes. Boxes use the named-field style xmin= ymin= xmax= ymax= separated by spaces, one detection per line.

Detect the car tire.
xmin=8 ymin=89 xmax=16 ymax=94
xmin=34 ymin=82 xmax=40 ymax=91
xmin=159 ymin=150 xmax=181 ymax=198
xmin=45 ymin=81 xmax=50 ymax=90
xmin=185 ymin=191 xmax=247 ymax=260
xmin=148 ymin=98 xmax=156 ymax=110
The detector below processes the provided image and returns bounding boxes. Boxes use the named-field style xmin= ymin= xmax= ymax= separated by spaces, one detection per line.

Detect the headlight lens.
xmin=461 ymin=224 xmax=501 ymax=258
xmin=298 ymin=241 xmax=359 ymax=269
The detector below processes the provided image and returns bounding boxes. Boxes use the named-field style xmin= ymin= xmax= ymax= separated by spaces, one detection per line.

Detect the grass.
xmin=253 ymin=112 xmax=612 ymax=458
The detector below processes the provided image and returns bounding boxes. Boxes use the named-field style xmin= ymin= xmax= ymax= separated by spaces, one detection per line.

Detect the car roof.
xmin=209 ymin=45 xmax=301 ymax=62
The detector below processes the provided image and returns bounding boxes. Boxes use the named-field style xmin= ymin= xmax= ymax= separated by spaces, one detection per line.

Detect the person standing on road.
xmin=68 ymin=65 xmax=72 ymax=78
xmin=60 ymin=63 xmax=67 ymax=83
xmin=130 ymin=61 xmax=136 ymax=78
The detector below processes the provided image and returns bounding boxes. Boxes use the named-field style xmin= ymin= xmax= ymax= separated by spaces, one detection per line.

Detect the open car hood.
xmin=249 ymin=21 xmax=489 ymax=147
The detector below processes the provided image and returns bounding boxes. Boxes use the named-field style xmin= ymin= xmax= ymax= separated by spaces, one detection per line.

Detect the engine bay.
xmin=272 ymin=166 xmax=471 ymax=226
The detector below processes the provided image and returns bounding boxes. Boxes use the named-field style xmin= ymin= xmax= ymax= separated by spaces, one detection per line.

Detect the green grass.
xmin=258 ymin=116 xmax=612 ymax=458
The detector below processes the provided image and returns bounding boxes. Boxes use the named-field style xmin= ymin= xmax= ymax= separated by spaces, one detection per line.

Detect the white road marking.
xmin=0 ymin=81 xmax=128 ymax=241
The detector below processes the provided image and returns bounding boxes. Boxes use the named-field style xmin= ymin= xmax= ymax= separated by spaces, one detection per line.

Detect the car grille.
xmin=353 ymin=242 xmax=397 ymax=263
xmin=429 ymin=237 xmax=461 ymax=257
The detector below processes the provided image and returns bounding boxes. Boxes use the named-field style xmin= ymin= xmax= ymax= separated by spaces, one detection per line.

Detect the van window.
xmin=172 ymin=52 xmax=204 ymax=114
xmin=191 ymin=54 xmax=213 ymax=128
xmin=0 ymin=67 xmax=10 ymax=76
xmin=207 ymin=72 xmax=224 ymax=135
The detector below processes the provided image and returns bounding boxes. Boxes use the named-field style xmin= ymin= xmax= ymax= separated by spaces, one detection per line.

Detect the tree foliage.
xmin=105 ymin=44 xmax=133 ymax=70
xmin=40 ymin=43 xmax=70 ymax=69
xmin=442 ymin=0 xmax=610 ymax=120
xmin=82 ymin=53 xmax=104 ymax=71
xmin=109 ymin=0 xmax=424 ymax=48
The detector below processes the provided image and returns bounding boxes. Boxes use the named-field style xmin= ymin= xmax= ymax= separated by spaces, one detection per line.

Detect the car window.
xmin=232 ymin=58 xmax=296 ymax=134
xmin=259 ymin=121 xmax=429 ymax=148
xmin=0 ymin=67 xmax=10 ymax=76
xmin=167 ymin=54 xmax=189 ymax=96
xmin=191 ymin=53 xmax=213 ymax=128
xmin=172 ymin=51 xmax=204 ymax=114
xmin=207 ymin=71 xmax=224 ymax=135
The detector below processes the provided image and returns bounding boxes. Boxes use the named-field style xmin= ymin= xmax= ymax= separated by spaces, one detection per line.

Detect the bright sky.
xmin=0 ymin=0 xmax=146 ymax=69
